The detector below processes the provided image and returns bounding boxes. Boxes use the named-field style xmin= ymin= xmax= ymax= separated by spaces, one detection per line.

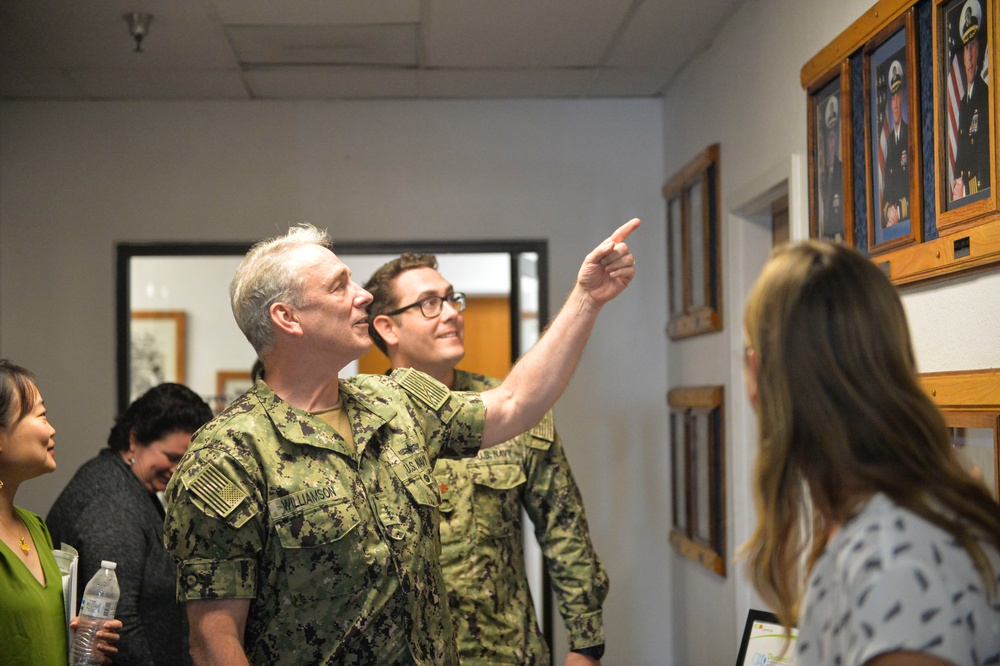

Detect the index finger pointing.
xmin=610 ymin=218 xmax=641 ymax=244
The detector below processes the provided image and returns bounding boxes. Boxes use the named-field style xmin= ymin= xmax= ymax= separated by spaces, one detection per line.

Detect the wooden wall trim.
xmin=920 ymin=369 xmax=1000 ymax=410
xmin=801 ymin=0 xmax=914 ymax=89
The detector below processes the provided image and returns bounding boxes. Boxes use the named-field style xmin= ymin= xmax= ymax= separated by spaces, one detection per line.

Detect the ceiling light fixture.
xmin=123 ymin=12 xmax=153 ymax=53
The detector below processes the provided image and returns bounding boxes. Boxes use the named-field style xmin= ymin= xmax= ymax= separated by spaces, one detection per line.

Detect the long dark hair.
xmin=107 ymin=383 xmax=212 ymax=451
xmin=743 ymin=240 xmax=1000 ymax=627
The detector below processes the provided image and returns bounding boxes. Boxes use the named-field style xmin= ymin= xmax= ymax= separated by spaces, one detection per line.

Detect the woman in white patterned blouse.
xmin=741 ymin=241 xmax=1000 ymax=666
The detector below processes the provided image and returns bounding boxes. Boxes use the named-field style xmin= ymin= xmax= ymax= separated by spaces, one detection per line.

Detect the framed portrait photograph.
xmin=808 ymin=62 xmax=853 ymax=244
xmin=934 ymin=0 xmax=997 ymax=231
xmin=863 ymin=10 xmax=923 ymax=255
xmin=129 ymin=310 xmax=186 ymax=403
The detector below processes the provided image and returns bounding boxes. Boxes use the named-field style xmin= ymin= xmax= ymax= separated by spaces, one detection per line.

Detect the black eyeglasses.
xmin=387 ymin=292 xmax=467 ymax=318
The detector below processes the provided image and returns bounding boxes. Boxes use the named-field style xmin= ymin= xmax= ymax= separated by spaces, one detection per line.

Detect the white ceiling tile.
xmin=0 ymin=0 xmax=751 ymax=100
xmin=229 ymin=24 xmax=418 ymax=66
xmin=608 ymin=0 xmax=743 ymax=68
xmin=210 ymin=0 xmax=421 ymax=26
xmin=419 ymin=68 xmax=598 ymax=99
xmin=0 ymin=0 xmax=238 ymax=70
xmin=423 ymin=0 xmax=635 ymax=67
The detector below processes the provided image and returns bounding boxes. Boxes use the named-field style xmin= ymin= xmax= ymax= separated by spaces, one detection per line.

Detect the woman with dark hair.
xmin=48 ymin=383 xmax=212 ymax=666
xmin=0 ymin=359 xmax=121 ymax=665
xmin=742 ymin=240 xmax=1000 ymax=666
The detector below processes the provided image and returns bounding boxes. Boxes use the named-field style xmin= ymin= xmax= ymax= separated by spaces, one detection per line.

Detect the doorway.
xmin=117 ymin=238 xmax=554 ymax=649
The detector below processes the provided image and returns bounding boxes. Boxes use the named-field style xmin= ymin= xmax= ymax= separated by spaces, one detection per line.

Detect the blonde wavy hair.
xmin=742 ymin=240 xmax=1000 ymax=628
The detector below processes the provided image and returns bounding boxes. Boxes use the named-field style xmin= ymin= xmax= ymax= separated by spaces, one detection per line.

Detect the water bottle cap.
xmin=101 ymin=560 xmax=117 ymax=570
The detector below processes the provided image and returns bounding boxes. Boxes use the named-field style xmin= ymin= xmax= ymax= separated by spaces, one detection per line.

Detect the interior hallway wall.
xmin=662 ymin=0 xmax=1000 ymax=663
xmin=0 ymin=99 xmax=668 ymax=663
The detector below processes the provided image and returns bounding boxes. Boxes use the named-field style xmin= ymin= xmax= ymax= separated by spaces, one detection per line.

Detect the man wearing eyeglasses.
xmin=164 ymin=219 xmax=637 ymax=666
xmin=364 ymin=254 xmax=608 ymax=666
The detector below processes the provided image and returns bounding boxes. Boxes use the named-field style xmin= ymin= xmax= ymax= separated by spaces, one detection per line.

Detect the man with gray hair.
xmin=163 ymin=219 xmax=639 ymax=665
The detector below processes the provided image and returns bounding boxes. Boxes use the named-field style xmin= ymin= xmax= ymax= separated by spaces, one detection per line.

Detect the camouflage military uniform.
xmin=163 ymin=369 xmax=484 ymax=665
xmin=435 ymin=370 xmax=608 ymax=664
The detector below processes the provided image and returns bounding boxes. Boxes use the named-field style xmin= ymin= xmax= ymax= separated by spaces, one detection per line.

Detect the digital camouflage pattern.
xmin=435 ymin=370 xmax=608 ymax=664
xmin=163 ymin=369 xmax=485 ymax=665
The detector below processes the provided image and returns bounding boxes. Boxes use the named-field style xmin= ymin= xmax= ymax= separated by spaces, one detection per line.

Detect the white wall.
xmin=663 ymin=0 xmax=1000 ymax=663
xmin=0 ymin=99 xmax=667 ymax=663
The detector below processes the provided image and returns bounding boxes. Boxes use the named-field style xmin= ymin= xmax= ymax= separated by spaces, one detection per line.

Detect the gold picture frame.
xmin=933 ymin=0 xmax=999 ymax=233
xmin=129 ymin=310 xmax=186 ymax=403
xmin=808 ymin=60 xmax=854 ymax=244
xmin=863 ymin=9 xmax=924 ymax=255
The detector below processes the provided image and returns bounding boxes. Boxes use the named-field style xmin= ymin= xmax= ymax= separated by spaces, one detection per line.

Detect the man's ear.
xmin=270 ymin=302 xmax=302 ymax=337
xmin=371 ymin=314 xmax=399 ymax=350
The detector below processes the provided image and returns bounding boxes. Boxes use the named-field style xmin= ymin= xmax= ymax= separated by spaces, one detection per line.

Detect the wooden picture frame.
xmin=129 ymin=310 xmax=186 ymax=403
xmin=667 ymin=385 xmax=725 ymax=576
xmin=944 ymin=411 xmax=999 ymax=500
xmin=215 ymin=370 xmax=254 ymax=414
xmin=803 ymin=0 xmax=1000 ymax=287
xmin=863 ymin=9 xmax=923 ymax=255
xmin=664 ymin=144 xmax=722 ymax=339
xmin=921 ymin=368 xmax=1000 ymax=501
xmin=809 ymin=61 xmax=854 ymax=244
xmin=934 ymin=0 xmax=998 ymax=232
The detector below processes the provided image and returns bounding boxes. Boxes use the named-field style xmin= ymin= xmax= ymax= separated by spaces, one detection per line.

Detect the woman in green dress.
xmin=0 ymin=359 xmax=121 ymax=666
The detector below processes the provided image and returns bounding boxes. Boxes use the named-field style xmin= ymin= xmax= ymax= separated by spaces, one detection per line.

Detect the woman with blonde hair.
xmin=742 ymin=241 xmax=1000 ymax=666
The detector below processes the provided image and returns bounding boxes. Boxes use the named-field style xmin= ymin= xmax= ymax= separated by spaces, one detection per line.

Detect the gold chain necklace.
xmin=0 ymin=511 xmax=30 ymax=556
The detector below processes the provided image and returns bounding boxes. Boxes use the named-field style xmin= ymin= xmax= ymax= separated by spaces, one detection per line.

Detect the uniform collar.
xmin=253 ymin=377 xmax=396 ymax=456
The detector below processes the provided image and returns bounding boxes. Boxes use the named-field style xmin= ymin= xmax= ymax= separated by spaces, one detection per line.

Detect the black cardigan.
xmin=47 ymin=448 xmax=191 ymax=666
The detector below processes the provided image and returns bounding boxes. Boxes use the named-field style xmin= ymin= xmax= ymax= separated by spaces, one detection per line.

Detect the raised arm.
xmin=481 ymin=218 xmax=639 ymax=447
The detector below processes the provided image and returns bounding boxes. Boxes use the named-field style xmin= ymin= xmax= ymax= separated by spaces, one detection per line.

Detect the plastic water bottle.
xmin=69 ymin=560 xmax=120 ymax=665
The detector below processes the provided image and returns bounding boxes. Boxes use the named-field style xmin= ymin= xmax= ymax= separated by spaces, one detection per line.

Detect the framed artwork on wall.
xmin=808 ymin=61 xmax=854 ymax=244
xmin=129 ymin=310 xmax=186 ymax=403
xmin=863 ymin=9 xmax=923 ymax=255
xmin=667 ymin=385 xmax=725 ymax=576
xmin=945 ymin=411 xmax=999 ymax=500
xmin=215 ymin=370 xmax=254 ymax=414
xmin=802 ymin=0 xmax=1000 ymax=286
xmin=664 ymin=144 xmax=722 ymax=339
xmin=933 ymin=0 xmax=998 ymax=232
xmin=920 ymin=368 xmax=1000 ymax=502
